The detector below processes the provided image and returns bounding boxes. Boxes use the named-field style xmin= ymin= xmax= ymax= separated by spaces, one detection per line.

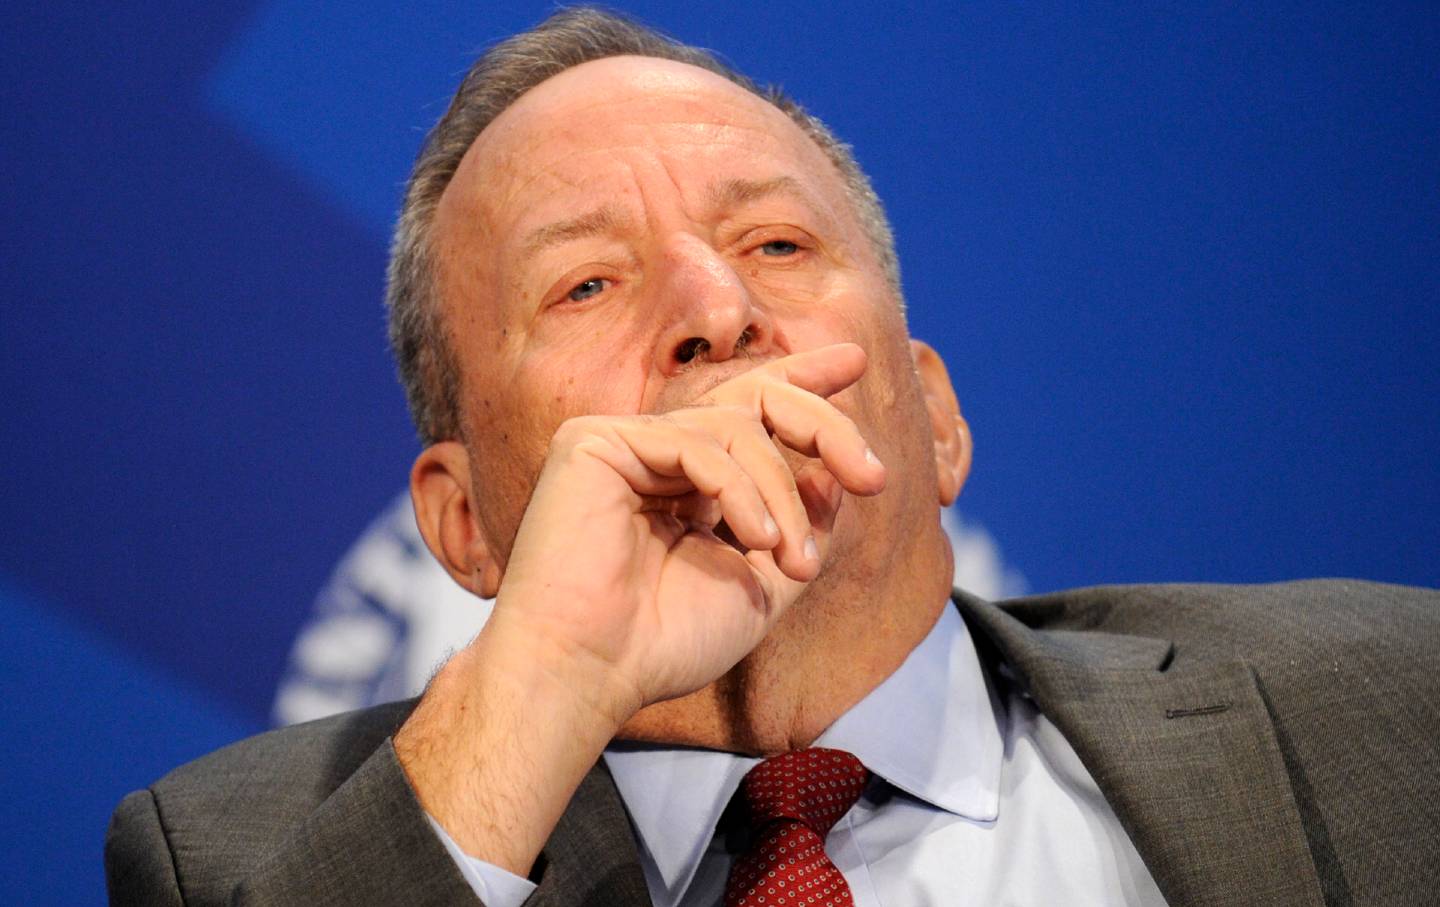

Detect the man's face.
xmin=431 ymin=55 xmax=939 ymax=569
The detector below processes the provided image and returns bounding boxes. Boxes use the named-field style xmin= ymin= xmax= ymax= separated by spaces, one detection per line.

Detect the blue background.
xmin=2 ymin=2 xmax=1436 ymax=902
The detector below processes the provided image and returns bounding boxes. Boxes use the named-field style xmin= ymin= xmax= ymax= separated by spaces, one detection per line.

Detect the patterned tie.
xmin=723 ymin=748 xmax=869 ymax=907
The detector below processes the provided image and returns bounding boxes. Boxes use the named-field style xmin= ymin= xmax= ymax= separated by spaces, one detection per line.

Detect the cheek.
xmin=792 ymin=287 xmax=916 ymax=422
xmin=775 ymin=285 xmax=900 ymax=372
xmin=511 ymin=340 xmax=650 ymax=424
xmin=747 ymin=264 xmax=829 ymax=303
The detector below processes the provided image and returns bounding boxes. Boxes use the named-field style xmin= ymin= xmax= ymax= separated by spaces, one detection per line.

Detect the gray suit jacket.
xmin=106 ymin=580 xmax=1440 ymax=906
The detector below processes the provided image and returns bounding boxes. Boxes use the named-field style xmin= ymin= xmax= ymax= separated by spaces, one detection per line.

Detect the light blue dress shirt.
xmin=433 ymin=603 xmax=1169 ymax=906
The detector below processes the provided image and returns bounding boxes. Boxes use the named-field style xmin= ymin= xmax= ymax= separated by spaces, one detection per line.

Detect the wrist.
xmin=477 ymin=605 xmax=645 ymax=733
xmin=393 ymin=612 xmax=636 ymax=874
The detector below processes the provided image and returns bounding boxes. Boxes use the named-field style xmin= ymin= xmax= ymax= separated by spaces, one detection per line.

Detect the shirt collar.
xmin=602 ymin=600 xmax=1004 ymax=905
xmin=813 ymin=603 xmax=1003 ymax=820
xmin=603 ymin=742 xmax=759 ymax=907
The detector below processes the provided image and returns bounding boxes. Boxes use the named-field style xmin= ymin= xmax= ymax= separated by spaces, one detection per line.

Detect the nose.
xmin=654 ymin=235 xmax=773 ymax=374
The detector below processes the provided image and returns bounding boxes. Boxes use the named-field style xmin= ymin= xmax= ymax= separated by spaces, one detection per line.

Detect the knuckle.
xmin=549 ymin=415 xmax=637 ymax=464
xmin=549 ymin=415 xmax=600 ymax=451
xmin=670 ymin=417 xmax=718 ymax=444
xmin=741 ymin=416 xmax=775 ymax=445
xmin=691 ymin=403 xmax=754 ymax=426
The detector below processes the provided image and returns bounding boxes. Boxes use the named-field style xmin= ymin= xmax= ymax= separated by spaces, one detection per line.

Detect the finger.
xmin=565 ymin=434 xmax=704 ymax=499
xmin=719 ymin=418 xmax=816 ymax=577
xmin=757 ymin=343 xmax=868 ymax=400
xmin=743 ymin=463 xmax=844 ymax=592
xmin=610 ymin=421 xmax=780 ymax=552
xmin=704 ymin=343 xmax=868 ymax=407
xmin=637 ymin=492 xmax=723 ymax=545
xmin=756 ymin=382 xmax=886 ymax=495
xmin=795 ymin=462 xmax=845 ymax=537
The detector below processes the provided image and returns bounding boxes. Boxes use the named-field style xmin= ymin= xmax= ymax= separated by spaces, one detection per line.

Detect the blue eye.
xmin=567 ymin=278 xmax=607 ymax=302
xmin=759 ymin=240 xmax=799 ymax=256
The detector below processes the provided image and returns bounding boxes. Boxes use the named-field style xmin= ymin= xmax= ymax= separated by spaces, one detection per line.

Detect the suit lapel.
xmin=527 ymin=760 xmax=653 ymax=907
xmin=957 ymin=593 xmax=1327 ymax=907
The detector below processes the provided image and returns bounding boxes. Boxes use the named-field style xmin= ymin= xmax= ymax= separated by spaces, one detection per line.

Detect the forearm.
xmin=394 ymin=612 xmax=635 ymax=877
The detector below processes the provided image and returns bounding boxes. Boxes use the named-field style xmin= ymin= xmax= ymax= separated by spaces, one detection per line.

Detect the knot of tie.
xmin=739 ymin=747 xmax=869 ymax=836
xmin=725 ymin=748 xmax=868 ymax=907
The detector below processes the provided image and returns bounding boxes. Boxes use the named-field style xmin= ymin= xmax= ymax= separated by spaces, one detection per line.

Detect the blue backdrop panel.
xmin=0 ymin=577 xmax=258 ymax=905
xmin=1 ymin=1 xmax=417 ymax=717
xmin=1 ymin=1 xmax=1436 ymax=899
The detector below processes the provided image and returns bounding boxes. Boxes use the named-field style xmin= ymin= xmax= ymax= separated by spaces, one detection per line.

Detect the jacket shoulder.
xmin=1004 ymin=581 xmax=1440 ymax=901
xmin=982 ymin=579 xmax=1440 ymax=733
xmin=998 ymin=578 xmax=1439 ymax=659
xmin=107 ymin=698 xmax=418 ymax=903
xmin=156 ymin=697 xmax=415 ymax=797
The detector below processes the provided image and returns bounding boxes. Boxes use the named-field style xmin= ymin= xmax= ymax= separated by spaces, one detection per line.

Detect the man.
xmin=106 ymin=8 xmax=1439 ymax=906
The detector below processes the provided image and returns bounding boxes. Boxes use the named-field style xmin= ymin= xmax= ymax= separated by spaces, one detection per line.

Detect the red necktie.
xmin=723 ymin=748 xmax=869 ymax=907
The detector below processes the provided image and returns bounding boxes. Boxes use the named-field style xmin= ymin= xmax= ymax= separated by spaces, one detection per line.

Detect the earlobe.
xmin=410 ymin=441 xmax=501 ymax=598
xmin=941 ymin=414 xmax=973 ymax=507
xmin=909 ymin=339 xmax=973 ymax=506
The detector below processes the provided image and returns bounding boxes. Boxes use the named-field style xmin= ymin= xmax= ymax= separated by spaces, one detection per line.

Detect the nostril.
xmin=675 ymin=337 xmax=709 ymax=364
xmin=734 ymin=327 xmax=754 ymax=354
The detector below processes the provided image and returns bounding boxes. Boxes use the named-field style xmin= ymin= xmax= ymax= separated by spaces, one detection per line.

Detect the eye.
xmin=758 ymin=239 xmax=799 ymax=256
xmin=567 ymin=277 xmax=608 ymax=302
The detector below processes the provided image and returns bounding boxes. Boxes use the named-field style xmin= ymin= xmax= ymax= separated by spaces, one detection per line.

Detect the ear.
xmin=410 ymin=441 xmax=502 ymax=598
xmin=910 ymin=339 xmax=972 ymax=507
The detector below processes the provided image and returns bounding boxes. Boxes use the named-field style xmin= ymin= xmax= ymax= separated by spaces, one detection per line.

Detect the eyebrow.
xmin=519 ymin=206 xmax=626 ymax=259
xmin=516 ymin=176 xmax=821 ymax=260
xmin=706 ymin=175 xmax=811 ymax=212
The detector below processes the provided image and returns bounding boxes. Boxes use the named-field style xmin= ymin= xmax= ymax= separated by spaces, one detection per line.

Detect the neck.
xmin=616 ymin=506 xmax=953 ymax=755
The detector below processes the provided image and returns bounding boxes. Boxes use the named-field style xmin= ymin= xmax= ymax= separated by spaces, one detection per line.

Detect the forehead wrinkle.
xmin=520 ymin=205 xmax=630 ymax=259
xmin=447 ymin=62 xmax=861 ymax=287
xmin=707 ymin=175 xmax=802 ymax=209
xmin=478 ymin=113 xmax=806 ymax=227
xmin=704 ymin=174 xmax=842 ymax=229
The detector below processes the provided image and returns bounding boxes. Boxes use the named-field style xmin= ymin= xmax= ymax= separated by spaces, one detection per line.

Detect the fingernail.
xmin=804 ymin=536 xmax=819 ymax=561
xmin=763 ymin=513 xmax=779 ymax=537
xmin=864 ymin=447 xmax=882 ymax=467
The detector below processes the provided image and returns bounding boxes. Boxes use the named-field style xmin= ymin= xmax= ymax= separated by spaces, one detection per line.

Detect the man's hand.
xmin=395 ymin=343 xmax=885 ymax=877
xmin=497 ymin=341 xmax=886 ymax=717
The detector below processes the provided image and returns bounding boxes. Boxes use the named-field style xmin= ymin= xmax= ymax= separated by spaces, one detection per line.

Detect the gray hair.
xmin=386 ymin=6 xmax=900 ymax=444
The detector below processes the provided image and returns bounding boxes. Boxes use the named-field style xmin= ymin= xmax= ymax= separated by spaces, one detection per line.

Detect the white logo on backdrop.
xmin=273 ymin=493 xmax=1026 ymax=726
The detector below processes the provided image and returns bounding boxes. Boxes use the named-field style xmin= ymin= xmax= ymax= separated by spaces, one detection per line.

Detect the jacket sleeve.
xmin=106 ymin=788 xmax=185 ymax=906
xmin=236 ymin=739 xmax=484 ymax=906
xmin=107 ymin=739 xmax=484 ymax=906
